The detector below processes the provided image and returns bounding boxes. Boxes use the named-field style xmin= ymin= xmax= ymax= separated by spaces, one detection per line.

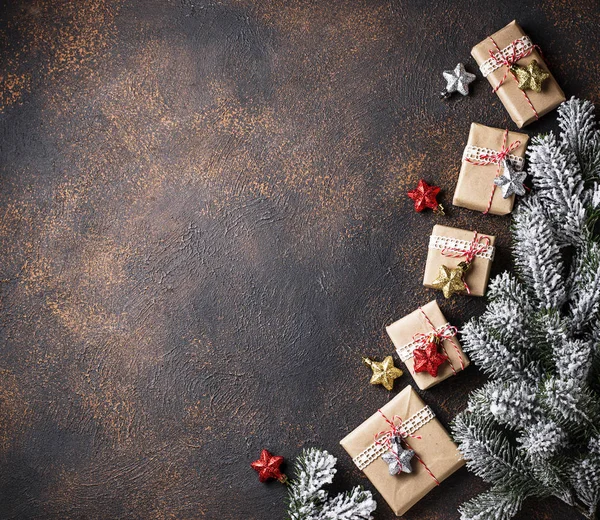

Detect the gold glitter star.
xmin=362 ymin=356 xmax=403 ymax=391
xmin=431 ymin=264 xmax=467 ymax=299
xmin=511 ymin=60 xmax=550 ymax=93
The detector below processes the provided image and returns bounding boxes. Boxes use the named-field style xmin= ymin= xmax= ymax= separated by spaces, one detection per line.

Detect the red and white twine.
xmin=486 ymin=36 xmax=542 ymax=120
xmin=375 ymin=411 xmax=440 ymax=485
xmin=440 ymin=231 xmax=491 ymax=295
xmin=409 ymin=307 xmax=464 ymax=375
xmin=465 ymin=128 xmax=521 ymax=214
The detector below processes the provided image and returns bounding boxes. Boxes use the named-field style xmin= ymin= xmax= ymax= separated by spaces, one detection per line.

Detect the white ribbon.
xmin=462 ymin=145 xmax=525 ymax=171
xmin=396 ymin=323 xmax=452 ymax=362
xmin=428 ymin=235 xmax=495 ymax=261
xmin=479 ymin=35 xmax=533 ymax=77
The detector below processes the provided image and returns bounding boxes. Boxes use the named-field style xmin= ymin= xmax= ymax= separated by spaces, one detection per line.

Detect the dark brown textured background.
xmin=0 ymin=1 xmax=598 ymax=518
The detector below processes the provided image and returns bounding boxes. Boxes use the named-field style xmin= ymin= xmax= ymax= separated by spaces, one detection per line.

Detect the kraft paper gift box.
xmin=472 ymin=20 xmax=565 ymax=128
xmin=340 ymin=386 xmax=464 ymax=516
xmin=453 ymin=123 xmax=530 ymax=215
xmin=423 ymin=225 xmax=496 ymax=297
xmin=386 ymin=300 xmax=469 ymax=390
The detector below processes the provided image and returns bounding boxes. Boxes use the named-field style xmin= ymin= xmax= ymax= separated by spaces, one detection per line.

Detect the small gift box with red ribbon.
xmin=472 ymin=20 xmax=565 ymax=128
xmin=340 ymin=386 xmax=464 ymax=516
xmin=386 ymin=300 xmax=469 ymax=390
xmin=423 ymin=225 xmax=496 ymax=298
xmin=453 ymin=123 xmax=529 ymax=215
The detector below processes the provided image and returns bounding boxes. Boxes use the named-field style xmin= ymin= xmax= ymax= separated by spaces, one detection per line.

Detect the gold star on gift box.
xmin=431 ymin=264 xmax=468 ymax=299
xmin=511 ymin=60 xmax=550 ymax=93
xmin=362 ymin=356 xmax=403 ymax=391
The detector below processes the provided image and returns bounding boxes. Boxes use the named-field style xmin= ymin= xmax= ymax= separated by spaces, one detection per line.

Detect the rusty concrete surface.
xmin=0 ymin=0 xmax=598 ymax=518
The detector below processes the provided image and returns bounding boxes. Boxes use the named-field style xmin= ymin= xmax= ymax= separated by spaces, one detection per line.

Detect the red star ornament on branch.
xmin=413 ymin=341 xmax=448 ymax=377
xmin=407 ymin=179 xmax=444 ymax=214
xmin=251 ymin=449 xmax=288 ymax=484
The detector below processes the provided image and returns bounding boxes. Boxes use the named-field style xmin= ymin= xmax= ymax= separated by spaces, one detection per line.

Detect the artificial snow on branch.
xmin=287 ymin=448 xmax=376 ymax=520
xmin=453 ymin=98 xmax=600 ymax=520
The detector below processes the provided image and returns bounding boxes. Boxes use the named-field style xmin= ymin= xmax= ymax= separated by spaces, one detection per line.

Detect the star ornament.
xmin=441 ymin=63 xmax=476 ymax=98
xmin=431 ymin=264 xmax=467 ymax=299
xmin=363 ymin=356 xmax=403 ymax=391
xmin=494 ymin=160 xmax=527 ymax=199
xmin=407 ymin=179 xmax=444 ymax=214
xmin=512 ymin=60 xmax=550 ymax=93
xmin=251 ymin=449 xmax=287 ymax=483
xmin=413 ymin=340 xmax=448 ymax=377
xmin=381 ymin=436 xmax=415 ymax=475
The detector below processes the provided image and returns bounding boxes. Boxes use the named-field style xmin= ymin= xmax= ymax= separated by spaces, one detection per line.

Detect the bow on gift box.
xmin=374 ymin=411 xmax=440 ymax=484
xmin=408 ymin=308 xmax=465 ymax=377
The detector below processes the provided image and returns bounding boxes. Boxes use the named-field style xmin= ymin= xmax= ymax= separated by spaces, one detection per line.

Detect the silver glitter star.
xmin=494 ymin=159 xmax=527 ymax=198
xmin=380 ymin=436 xmax=415 ymax=476
xmin=442 ymin=63 xmax=476 ymax=97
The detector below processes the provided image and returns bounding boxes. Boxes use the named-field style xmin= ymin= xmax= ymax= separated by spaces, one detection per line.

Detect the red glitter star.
xmin=250 ymin=449 xmax=287 ymax=483
xmin=407 ymin=179 xmax=442 ymax=213
xmin=413 ymin=341 xmax=448 ymax=377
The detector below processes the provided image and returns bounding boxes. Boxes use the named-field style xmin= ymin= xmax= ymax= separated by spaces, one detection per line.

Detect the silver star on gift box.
xmin=381 ymin=436 xmax=415 ymax=476
xmin=441 ymin=63 xmax=476 ymax=98
xmin=494 ymin=159 xmax=527 ymax=198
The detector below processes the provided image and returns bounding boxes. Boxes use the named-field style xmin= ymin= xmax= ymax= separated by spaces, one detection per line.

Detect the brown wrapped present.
xmin=423 ymin=225 xmax=496 ymax=298
xmin=340 ymin=386 xmax=464 ymax=516
xmin=386 ymin=300 xmax=469 ymax=390
xmin=472 ymin=20 xmax=565 ymax=128
xmin=453 ymin=123 xmax=529 ymax=215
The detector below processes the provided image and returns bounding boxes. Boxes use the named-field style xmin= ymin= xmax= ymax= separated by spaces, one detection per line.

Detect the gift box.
xmin=453 ymin=123 xmax=529 ymax=215
xmin=340 ymin=386 xmax=464 ymax=516
xmin=423 ymin=225 xmax=496 ymax=298
xmin=386 ymin=300 xmax=469 ymax=390
xmin=472 ymin=20 xmax=565 ymax=128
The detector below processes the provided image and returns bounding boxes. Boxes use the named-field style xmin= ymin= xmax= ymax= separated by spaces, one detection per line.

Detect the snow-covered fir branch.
xmin=461 ymin=319 xmax=538 ymax=382
xmin=558 ymin=98 xmax=600 ymax=181
xmin=569 ymin=437 xmax=600 ymax=516
xmin=512 ymin=197 xmax=567 ymax=309
xmin=569 ymin=241 xmax=600 ymax=332
xmin=458 ymin=486 xmax=527 ymax=520
xmin=287 ymin=448 xmax=376 ymax=520
xmin=482 ymin=274 xmax=533 ymax=341
xmin=452 ymin=413 xmax=530 ymax=486
xmin=453 ymin=98 xmax=600 ymax=520
xmin=526 ymin=133 xmax=588 ymax=247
